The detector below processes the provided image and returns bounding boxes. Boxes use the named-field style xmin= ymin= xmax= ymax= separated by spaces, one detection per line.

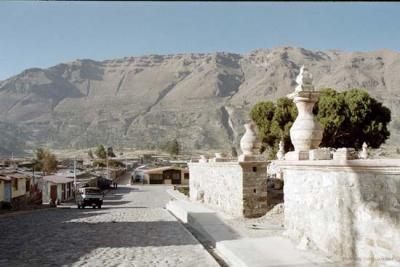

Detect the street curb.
xmin=166 ymin=188 xmax=188 ymax=201
xmin=0 ymin=207 xmax=54 ymax=218
xmin=165 ymin=203 xmax=225 ymax=267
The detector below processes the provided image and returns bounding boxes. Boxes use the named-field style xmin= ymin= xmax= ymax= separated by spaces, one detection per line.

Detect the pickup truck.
xmin=76 ymin=187 xmax=104 ymax=209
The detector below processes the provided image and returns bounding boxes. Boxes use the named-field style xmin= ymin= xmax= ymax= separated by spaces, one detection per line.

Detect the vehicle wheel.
xmin=98 ymin=205 xmax=102 ymax=209
xmin=92 ymin=205 xmax=96 ymax=209
xmin=77 ymin=204 xmax=81 ymax=209
xmin=82 ymin=205 xmax=85 ymax=209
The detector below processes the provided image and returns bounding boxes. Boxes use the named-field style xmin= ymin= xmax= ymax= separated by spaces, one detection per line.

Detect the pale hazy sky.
xmin=1 ymin=2 xmax=399 ymax=80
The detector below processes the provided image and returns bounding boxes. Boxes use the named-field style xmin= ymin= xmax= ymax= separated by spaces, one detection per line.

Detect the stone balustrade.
xmin=275 ymin=159 xmax=400 ymax=264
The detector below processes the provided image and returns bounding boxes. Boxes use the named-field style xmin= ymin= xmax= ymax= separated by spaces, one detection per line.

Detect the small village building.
xmin=57 ymin=169 xmax=99 ymax=188
xmin=0 ymin=176 xmax=11 ymax=203
xmin=42 ymin=175 xmax=74 ymax=204
xmin=0 ymin=172 xmax=31 ymax=206
xmin=143 ymin=166 xmax=189 ymax=185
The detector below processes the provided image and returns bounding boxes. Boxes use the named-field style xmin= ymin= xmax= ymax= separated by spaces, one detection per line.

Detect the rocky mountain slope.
xmin=1 ymin=46 xmax=400 ymax=155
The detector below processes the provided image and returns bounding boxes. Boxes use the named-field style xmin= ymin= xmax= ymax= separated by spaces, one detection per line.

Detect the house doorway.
xmin=4 ymin=181 xmax=11 ymax=202
xmin=50 ymin=185 xmax=57 ymax=202
xmin=163 ymin=170 xmax=181 ymax=184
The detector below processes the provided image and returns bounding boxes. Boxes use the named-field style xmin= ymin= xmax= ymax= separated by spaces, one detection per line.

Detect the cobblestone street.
xmin=0 ymin=177 xmax=219 ymax=267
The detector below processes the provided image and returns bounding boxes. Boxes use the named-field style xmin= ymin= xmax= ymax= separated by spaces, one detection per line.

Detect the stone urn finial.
xmin=276 ymin=140 xmax=285 ymax=160
xmin=239 ymin=122 xmax=261 ymax=161
xmin=215 ymin=152 xmax=224 ymax=159
xmin=285 ymin=66 xmax=323 ymax=160
xmin=359 ymin=142 xmax=368 ymax=159
xmin=295 ymin=65 xmax=314 ymax=93
xmin=199 ymin=155 xmax=208 ymax=163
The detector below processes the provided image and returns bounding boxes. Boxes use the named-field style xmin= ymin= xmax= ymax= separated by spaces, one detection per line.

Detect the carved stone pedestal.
xmin=285 ymin=66 xmax=323 ymax=160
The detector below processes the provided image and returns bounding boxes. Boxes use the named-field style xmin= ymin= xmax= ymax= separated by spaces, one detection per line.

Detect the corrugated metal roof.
xmin=43 ymin=175 xmax=74 ymax=184
xmin=0 ymin=176 xmax=11 ymax=181
xmin=7 ymin=173 xmax=27 ymax=179
xmin=0 ymin=171 xmax=29 ymax=180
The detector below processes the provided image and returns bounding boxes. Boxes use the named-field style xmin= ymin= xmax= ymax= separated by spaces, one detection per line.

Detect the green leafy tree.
xmin=250 ymin=88 xmax=391 ymax=159
xmin=34 ymin=148 xmax=45 ymax=171
xmin=250 ymin=98 xmax=297 ymax=158
xmin=108 ymin=159 xmax=125 ymax=168
xmin=34 ymin=148 xmax=58 ymax=174
xmin=164 ymin=139 xmax=180 ymax=156
xmin=107 ymin=147 xmax=116 ymax=158
xmin=87 ymin=149 xmax=94 ymax=159
xmin=314 ymin=88 xmax=391 ymax=149
xmin=42 ymin=152 xmax=57 ymax=175
xmin=95 ymin=145 xmax=107 ymax=159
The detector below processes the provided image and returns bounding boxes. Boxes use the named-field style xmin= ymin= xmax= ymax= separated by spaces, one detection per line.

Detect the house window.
xmin=184 ymin=173 xmax=189 ymax=179
xmin=13 ymin=179 xmax=18 ymax=190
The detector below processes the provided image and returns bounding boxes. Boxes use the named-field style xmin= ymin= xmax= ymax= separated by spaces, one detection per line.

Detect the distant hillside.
xmin=1 ymin=46 xmax=400 ymax=155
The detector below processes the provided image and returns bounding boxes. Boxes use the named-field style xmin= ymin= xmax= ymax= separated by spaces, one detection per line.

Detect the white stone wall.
xmin=189 ymin=162 xmax=268 ymax=218
xmin=189 ymin=162 xmax=243 ymax=217
xmin=278 ymin=160 xmax=400 ymax=265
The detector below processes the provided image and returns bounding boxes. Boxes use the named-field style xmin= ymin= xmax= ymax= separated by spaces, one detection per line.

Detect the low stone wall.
xmin=189 ymin=161 xmax=268 ymax=218
xmin=275 ymin=159 xmax=400 ymax=265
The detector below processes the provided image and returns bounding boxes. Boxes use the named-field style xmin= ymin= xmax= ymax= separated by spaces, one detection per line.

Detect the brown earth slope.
xmin=1 ymin=46 xmax=399 ymax=155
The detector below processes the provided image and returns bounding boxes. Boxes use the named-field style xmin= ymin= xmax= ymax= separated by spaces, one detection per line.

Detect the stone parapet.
xmin=275 ymin=159 xmax=400 ymax=173
xmin=189 ymin=161 xmax=268 ymax=218
xmin=274 ymin=159 xmax=400 ymax=264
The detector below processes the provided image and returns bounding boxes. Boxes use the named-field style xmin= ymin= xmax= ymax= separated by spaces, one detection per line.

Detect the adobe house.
xmin=0 ymin=172 xmax=31 ymax=207
xmin=143 ymin=166 xmax=189 ymax=185
xmin=42 ymin=175 xmax=74 ymax=204
xmin=0 ymin=176 xmax=12 ymax=205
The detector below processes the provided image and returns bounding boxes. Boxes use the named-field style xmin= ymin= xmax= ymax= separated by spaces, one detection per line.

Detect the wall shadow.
xmin=267 ymin=178 xmax=284 ymax=213
xmin=0 ymin=208 xmax=199 ymax=267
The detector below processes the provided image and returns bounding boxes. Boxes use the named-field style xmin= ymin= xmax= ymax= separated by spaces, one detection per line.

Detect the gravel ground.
xmin=0 ymin=177 xmax=219 ymax=267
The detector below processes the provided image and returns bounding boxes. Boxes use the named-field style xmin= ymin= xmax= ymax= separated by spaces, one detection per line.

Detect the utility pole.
xmin=11 ymin=152 xmax=14 ymax=169
xmin=73 ymin=156 xmax=77 ymax=190
xmin=107 ymin=155 xmax=109 ymax=180
xmin=32 ymin=159 xmax=35 ymax=186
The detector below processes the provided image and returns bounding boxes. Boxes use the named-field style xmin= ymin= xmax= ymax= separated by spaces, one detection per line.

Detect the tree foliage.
xmin=315 ymin=88 xmax=391 ymax=148
xmin=250 ymin=98 xmax=297 ymax=158
xmin=107 ymin=147 xmax=116 ymax=158
xmin=95 ymin=145 xmax=107 ymax=159
xmin=164 ymin=139 xmax=180 ymax=156
xmin=92 ymin=158 xmax=123 ymax=168
xmin=34 ymin=148 xmax=58 ymax=175
xmin=231 ymin=146 xmax=238 ymax=157
xmin=250 ymin=88 xmax=391 ymax=159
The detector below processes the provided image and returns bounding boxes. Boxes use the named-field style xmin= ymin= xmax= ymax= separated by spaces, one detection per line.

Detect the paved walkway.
xmin=0 ymin=176 xmax=219 ymax=267
xmin=167 ymin=197 xmax=342 ymax=267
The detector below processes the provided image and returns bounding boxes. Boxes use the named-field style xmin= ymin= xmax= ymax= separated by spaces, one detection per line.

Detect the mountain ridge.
xmin=1 ymin=46 xmax=400 ymax=155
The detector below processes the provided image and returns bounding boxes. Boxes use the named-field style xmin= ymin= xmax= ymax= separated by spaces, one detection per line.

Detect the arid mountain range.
xmin=1 ymin=46 xmax=400 ymax=155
